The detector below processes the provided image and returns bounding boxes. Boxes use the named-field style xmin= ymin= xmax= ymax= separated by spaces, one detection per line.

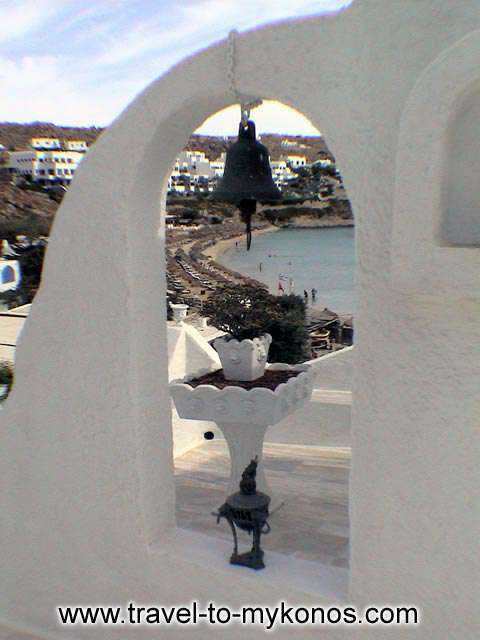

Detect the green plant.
xmin=264 ymin=294 xmax=310 ymax=364
xmin=203 ymin=284 xmax=274 ymax=341
xmin=204 ymin=285 xmax=310 ymax=364
xmin=0 ymin=361 xmax=14 ymax=396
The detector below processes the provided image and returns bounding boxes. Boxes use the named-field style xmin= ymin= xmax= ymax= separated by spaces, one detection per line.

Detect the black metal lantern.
xmin=214 ymin=457 xmax=271 ymax=570
xmin=211 ymin=119 xmax=281 ymax=250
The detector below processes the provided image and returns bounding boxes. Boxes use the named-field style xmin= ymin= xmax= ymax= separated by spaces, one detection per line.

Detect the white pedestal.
xmin=216 ymin=421 xmax=283 ymax=512
xmin=170 ymin=363 xmax=316 ymax=513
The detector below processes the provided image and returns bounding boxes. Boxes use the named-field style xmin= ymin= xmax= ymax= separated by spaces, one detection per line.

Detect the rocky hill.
xmin=0 ymin=181 xmax=55 ymax=239
xmin=0 ymin=122 xmax=104 ymax=151
xmin=185 ymin=133 xmax=333 ymax=162
xmin=0 ymin=122 xmax=343 ymax=238
xmin=0 ymin=122 xmax=333 ymax=162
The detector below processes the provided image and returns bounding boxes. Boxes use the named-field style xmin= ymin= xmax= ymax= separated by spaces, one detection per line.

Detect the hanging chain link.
xmin=227 ymin=29 xmax=240 ymax=105
xmin=227 ymin=29 xmax=262 ymax=125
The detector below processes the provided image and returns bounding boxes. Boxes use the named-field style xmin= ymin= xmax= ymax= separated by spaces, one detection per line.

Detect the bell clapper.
xmin=239 ymin=199 xmax=256 ymax=251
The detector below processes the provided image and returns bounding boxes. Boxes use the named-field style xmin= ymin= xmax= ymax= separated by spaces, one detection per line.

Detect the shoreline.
xmin=281 ymin=219 xmax=354 ymax=229
xmin=202 ymin=225 xmax=280 ymax=262
xmin=202 ymin=217 xmax=354 ymax=263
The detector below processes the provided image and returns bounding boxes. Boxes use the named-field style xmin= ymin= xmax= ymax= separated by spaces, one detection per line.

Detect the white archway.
xmin=1 ymin=13 xmax=366 ymax=635
xmin=4 ymin=4 xmax=479 ymax=639
xmin=6 ymin=15 xmax=366 ymax=544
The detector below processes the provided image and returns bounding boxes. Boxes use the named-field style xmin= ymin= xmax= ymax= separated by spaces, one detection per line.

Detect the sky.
xmin=0 ymin=0 xmax=352 ymax=135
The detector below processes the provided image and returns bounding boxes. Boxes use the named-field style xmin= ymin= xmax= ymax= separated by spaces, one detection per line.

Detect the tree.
xmin=204 ymin=284 xmax=310 ymax=364
xmin=265 ymin=294 xmax=310 ymax=364
xmin=203 ymin=284 xmax=274 ymax=341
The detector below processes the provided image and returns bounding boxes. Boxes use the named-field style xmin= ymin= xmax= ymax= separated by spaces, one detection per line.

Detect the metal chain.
xmin=227 ymin=29 xmax=262 ymax=126
xmin=227 ymin=30 xmax=240 ymax=105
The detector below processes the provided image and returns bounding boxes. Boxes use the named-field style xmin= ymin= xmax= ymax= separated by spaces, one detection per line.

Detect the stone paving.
xmin=175 ymin=439 xmax=350 ymax=568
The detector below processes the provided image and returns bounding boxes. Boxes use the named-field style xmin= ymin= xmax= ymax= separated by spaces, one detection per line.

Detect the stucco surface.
xmin=168 ymin=322 xmax=220 ymax=458
xmin=1 ymin=1 xmax=480 ymax=638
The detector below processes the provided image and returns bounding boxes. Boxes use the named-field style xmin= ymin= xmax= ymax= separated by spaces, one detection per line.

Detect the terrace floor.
xmin=175 ymin=439 xmax=350 ymax=568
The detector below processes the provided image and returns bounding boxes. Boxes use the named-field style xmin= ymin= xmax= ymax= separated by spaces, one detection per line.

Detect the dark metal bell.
xmin=212 ymin=120 xmax=281 ymax=204
xmin=211 ymin=119 xmax=281 ymax=249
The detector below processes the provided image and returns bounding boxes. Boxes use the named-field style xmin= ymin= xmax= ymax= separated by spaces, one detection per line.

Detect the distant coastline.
xmin=280 ymin=215 xmax=354 ymax=230
xmin=204 ymin=216 xmax=354 ymax=263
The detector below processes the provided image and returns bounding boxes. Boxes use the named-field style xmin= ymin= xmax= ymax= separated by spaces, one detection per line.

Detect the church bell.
xmin=211 ymin=119 xmax=281 ymax=249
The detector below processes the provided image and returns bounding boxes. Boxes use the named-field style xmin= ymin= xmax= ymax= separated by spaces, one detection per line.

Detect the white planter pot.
xmin=213 ymin=333 xmax=272 ymax=381
xmin=0 ymin=384 xmax=8 ymax=401
xmin=170 ymin=303 xmax=189 ymax=324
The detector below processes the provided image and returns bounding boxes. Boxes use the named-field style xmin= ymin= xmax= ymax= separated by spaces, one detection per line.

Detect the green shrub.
xmin=204 ymin=285 xmax=310 ymax=364
xmin=0 ymin=361 xmax=14 ymax=398
xmin=203 ymin=284 xmax=274 ymax=341
xmin=264 ymin=294 xmax=310 ymax=364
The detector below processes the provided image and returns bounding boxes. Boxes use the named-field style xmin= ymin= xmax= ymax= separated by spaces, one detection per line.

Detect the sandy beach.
xmin=202 ymin=225 xmax=280 ymax=262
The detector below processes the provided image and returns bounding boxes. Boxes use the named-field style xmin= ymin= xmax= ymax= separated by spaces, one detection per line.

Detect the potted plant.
xmin=169 ymin=302 xmax=189 ymax=324
xmin=0 ymin=360 xmax=14 ymax=401
xmin=203 ymin=284 xmax=273 ymax=381
xmin=172 ymin=286 xmax=315 ymax=508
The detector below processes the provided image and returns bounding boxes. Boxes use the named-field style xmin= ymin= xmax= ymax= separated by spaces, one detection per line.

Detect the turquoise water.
xmin=221 ymin=227 xmax=355 ymax=314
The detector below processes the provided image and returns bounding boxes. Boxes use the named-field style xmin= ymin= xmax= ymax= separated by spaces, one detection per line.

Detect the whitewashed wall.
xmin=1 ymin=2 xmax=479 ymax=638
xmin=309 ymin=346 xmax=353 ymax=391
xmin=168 ymin=322 xmax=220 ymax=458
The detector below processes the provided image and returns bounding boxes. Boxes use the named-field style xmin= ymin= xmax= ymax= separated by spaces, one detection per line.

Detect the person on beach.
xmin=304 ymin=289 xmax=309 ymax=304
xmin=259 ymin=262 xmax=262 ymax=272
xmin=311 ymin=288 xmax=317 ymax=303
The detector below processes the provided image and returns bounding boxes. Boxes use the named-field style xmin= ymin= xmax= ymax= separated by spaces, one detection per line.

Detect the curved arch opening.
xmin=167 ymin=100 xmax=354 ymax=570
xmin=441 ymin=81 xmax=480 ymax=246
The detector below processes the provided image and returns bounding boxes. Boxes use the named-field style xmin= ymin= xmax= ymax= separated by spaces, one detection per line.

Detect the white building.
xmin=285 ymin=153 xmax=307 ymax=168
xmin=185 ymin=149 xmax=207 ymax=164
xmin=270 ymin=159 xmax=294 ymax=186
xmin=30 ymin=137 xmax=61 ymax=150
xmin=210 ymin=152 xmax=226 ymax=177
xmin=0 ymin=260 xmax=20 ymax=293
xmin=65 ymin=140 xmax=88 ymax=152
xmin=313 ymin=158 xmax=333 ymax=168
xmin=6 ymin=139 xmax=87 ymax=185
xmin=169 ymin=149 xmax=216 ymax=193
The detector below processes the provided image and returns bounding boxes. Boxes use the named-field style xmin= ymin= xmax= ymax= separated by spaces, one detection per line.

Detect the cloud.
xmin=94 ymin=0 xmax=351 ymax=66
xmin=0 ymin=55 xmax=121 ymax=125
xmin=0 ymin=1 xmax=68 ymax=45
xmin=0 ymin=0 xmax=352 ymax=128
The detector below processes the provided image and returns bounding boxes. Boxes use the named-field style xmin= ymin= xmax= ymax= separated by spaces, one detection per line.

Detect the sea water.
xmin=221 ymin=227 xmax=355 ymax=314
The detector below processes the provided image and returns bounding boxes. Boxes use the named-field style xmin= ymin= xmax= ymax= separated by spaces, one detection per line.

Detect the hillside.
xmin=0 ymin=122 xmax=344 ymax=238
xmin=0 ymin=122 xmax=334 ymax=162
xmin=0 ymin=181 xmax=55 ymax=239
xmin=0 ymin=122 xmax=104 ymax=151
xmin=182 ymin=133 xmax=333 ymax=162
